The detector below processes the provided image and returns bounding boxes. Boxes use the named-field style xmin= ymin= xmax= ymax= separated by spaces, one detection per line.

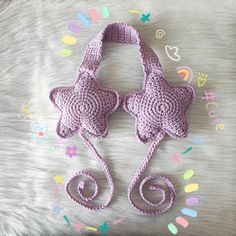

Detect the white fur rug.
xmin=0 ymin=0 xmax=235 ymax=235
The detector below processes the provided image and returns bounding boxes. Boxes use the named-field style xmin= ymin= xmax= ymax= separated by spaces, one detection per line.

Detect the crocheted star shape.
xmin=123 ymin=74 xmax=194 ymax=143
xmin=50 ymin=76 xmax=120 ymax=139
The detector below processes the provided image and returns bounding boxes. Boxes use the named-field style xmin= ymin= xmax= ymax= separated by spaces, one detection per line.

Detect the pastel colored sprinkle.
xmin=68 ymin=23 xmax=81 ymax=33
xmin=184 ymin=183 xmax=199 ymax=193
xmin=85 ymin=226 xmax=97 ymax=231
xmin=182 ymin=146 xmax=193 ymax=155
xmin=76 ymin=13 xmax=90 ymax=26
xmin=181 ymin=208 xmax=197 ymax=217
xmin=112 ymin=217 xmax=126 ymax=225
xmin=128 ymin=9 xmax=141 ymax=14
xmin=167 ymin=223 xmax=178 ymax=235
xmin=185 ymin=197 xmax=199 ymax=206
xmin=89 ymin=8 xmax=99 ymax=21
xmin=59 ymin=48 xmax=72 ymax=57
xmin=63 ymin=215 xmax=71 ymax=226
xmin=62 ymin=36 xmax=77 ymax=45
xmin=175 ymin=216 xmax=189 ymax=228
xmin=183 ymin=169 xmax=194 ymax=180
xmin=102 ymin=7 xmax=110 ymax=18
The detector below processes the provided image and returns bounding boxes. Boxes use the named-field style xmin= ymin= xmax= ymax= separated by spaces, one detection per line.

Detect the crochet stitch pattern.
xmin=49 ymin=22 xmax=194 ymax=214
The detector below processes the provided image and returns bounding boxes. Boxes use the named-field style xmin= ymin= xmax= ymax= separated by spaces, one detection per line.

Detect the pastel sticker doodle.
xmin=181 ymin=208 xmax=198 ymax=217
xmin=59 ymin=48 xmax=72 ymax=57
xmin=74 ymin=222 xmax=82 ymax=232
xmin=68 ymin=23 xmax=81 ymax=33
xmin=184 ymin=183 xmax=199 ymax=193
xmin=85 ymin=226 xmax=98 ymax=232
xmin=100 ymin=222 xmax=109 ymax=233
xmin=89 ymin=8 xmax=99 ymax=21
xmin=128 ymin=9 xmax=141 ymax=14
xmin=76 ymin=12 xmax=90 ymax=26
xmin=167 ymin=169 xmax=199 ymax=234
xmin=32 ymin=125 xmax=48 ymax=143
xmin=52 ymin=204 xmax=64 ymax=215
xmin=168 ymin=223 xmax=178 ymax=235
xmin=182 ymin=146 xmax=192 ymax=155
xmin=192 ymin=136 xmax=202 ymax=145
xmin=171 ymin=153 xmax=181 ymax=164
xmin=66 ymin=146 xmax=77 ymax=158
xmin=112 ymin=217 xmax=127 ymax=225
xmin=177 ymin=66 xmax=193 ymax=83
xmin=197 ymin=72 xmax=208 ymax=88
xmin=175 ymin=216 xmax=189 ymax=228
xmin=62 ymin=35 xmax=77 ymax=45
xmin=185 ymin=197 xmax=199 ymax=206
xmin=140 ymin=13 xmax=151 ymax=23
xmin=63 ymin=215 xmax=71 ymax=226
xmin=102 ymin=7 xmax=110 ymax=18
xmin=165 ymin=45 xmax=181 ymax=62
xmin=155 ymin=29 xmax=166 ymax=39
xmin=53 ymin=176 xmax=64 ymax=184
xmin=183 ymin=169 xmax=194 ymax=180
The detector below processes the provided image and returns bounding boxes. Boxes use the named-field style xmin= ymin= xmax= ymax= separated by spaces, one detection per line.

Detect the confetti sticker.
xmin=102 ymin=7 xmax=110 ymax=18
xmin=62 ymin=36 xmax=77 ymax=45
xmin=128 ymin=9 xmax=141 ymax=14
xmin=53 ymin=176 xmax=64 ymax=184
xmin=181 ymin=208 xmax=198 ymax=217
xmin=59 ymin=48 xmax=72 ymax=57
xmin=185 ymin=197 xmax=199 ymax=206
xmin=63 ymin=215 xmax=71 ymax=226
xmin=184 ymin=183 xmax=199 ymax=193
xmin=168 ymin=223 xmax=178 ymax=235
xmin=76 ymin=12 xmax=90 ymax=26
xmin=182 ymin=147 xmax=193 ymax=155
xmin=140 ymin=13 xmax=151 ymax=23
xmin=183 ymin=169 xmax=194 ymax=180
xmin=89 ymin=8 xmax=99 ymax=21
xmin=175 ymin=216 xmax=189 ymax=228
xmin=112 ymin=217 xmax=126 ymax=225
xmin=68 ymin=23 xmax=81 ymax=33
xmin=85 ymin=226 xmax=97 ymax=232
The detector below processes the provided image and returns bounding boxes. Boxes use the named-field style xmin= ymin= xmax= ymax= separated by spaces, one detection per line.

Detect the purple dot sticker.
xmin=68 ymin=23 xmax=81 ymax=33
xmin=185 ymin=197 xmax=199 ymax=206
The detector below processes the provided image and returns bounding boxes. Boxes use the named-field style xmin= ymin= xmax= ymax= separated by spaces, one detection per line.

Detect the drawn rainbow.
xmin=177 ymin=66 xmax=193 ymax=83
xmin=167 ymin=169 xmax=199 ymax=235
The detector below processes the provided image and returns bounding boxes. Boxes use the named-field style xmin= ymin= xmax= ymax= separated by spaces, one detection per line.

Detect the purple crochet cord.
xmin=50 ymin=23 xmax=194 ymax=214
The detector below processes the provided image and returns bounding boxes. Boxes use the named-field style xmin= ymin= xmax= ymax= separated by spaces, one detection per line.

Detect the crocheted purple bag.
xmin=50 ymin=23 xmax=194 ymax=215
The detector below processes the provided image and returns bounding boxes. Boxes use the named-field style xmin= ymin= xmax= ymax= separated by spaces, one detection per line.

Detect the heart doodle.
xmin=165 ymin=45 xmax=181 ymax=62
xmin=197 ymin=72 xmax=208 ymax=88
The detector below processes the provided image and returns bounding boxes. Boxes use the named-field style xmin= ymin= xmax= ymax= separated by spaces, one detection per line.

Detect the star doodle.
xmin=52 ymin=204 xmax=64 ymax=215
xmin=53 ymin=175 xmax=64 ymax=184
xmin=49 ymin=76 xmax=120 ymax=139
xmin=74 ymin=222 xmax=82 ymax=232
xmin=123 ymin=72 xmax=194 ymax=143
xmin=140 ymin=13 xmax=151 ymax=23
xmin=100 ymin=222 xmax=109 ymax=233
xmin=171 ymin=154 xmax=181 ymax=164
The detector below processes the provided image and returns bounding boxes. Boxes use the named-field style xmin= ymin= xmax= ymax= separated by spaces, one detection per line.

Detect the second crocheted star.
xmin=123 ymin=73 xmax=194 ymax=143
xmin=50 ymin=76 xmax=120 ymax=139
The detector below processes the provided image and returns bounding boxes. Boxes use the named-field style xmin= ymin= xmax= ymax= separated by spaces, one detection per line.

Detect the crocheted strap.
xmin=78 ymin=23 xmax=162 ymax=79
xmin=65 ymin=132 xmax=114 ymax=211
xmin=128 ymin=130 xmax=176 ymax=215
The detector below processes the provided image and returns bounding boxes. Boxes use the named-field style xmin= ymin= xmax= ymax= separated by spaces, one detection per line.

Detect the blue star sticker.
xmin=52 ymin=204 xmax=64 ymax=215
xmin=100 ymin=222 xmax=109 ymax=233
xmin=140 ymin=13 xmax=151 ymax=23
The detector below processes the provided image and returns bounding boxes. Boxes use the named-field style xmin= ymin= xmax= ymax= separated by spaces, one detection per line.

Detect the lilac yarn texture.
xmin=49 ymin=23 xmax=194 ymax=215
